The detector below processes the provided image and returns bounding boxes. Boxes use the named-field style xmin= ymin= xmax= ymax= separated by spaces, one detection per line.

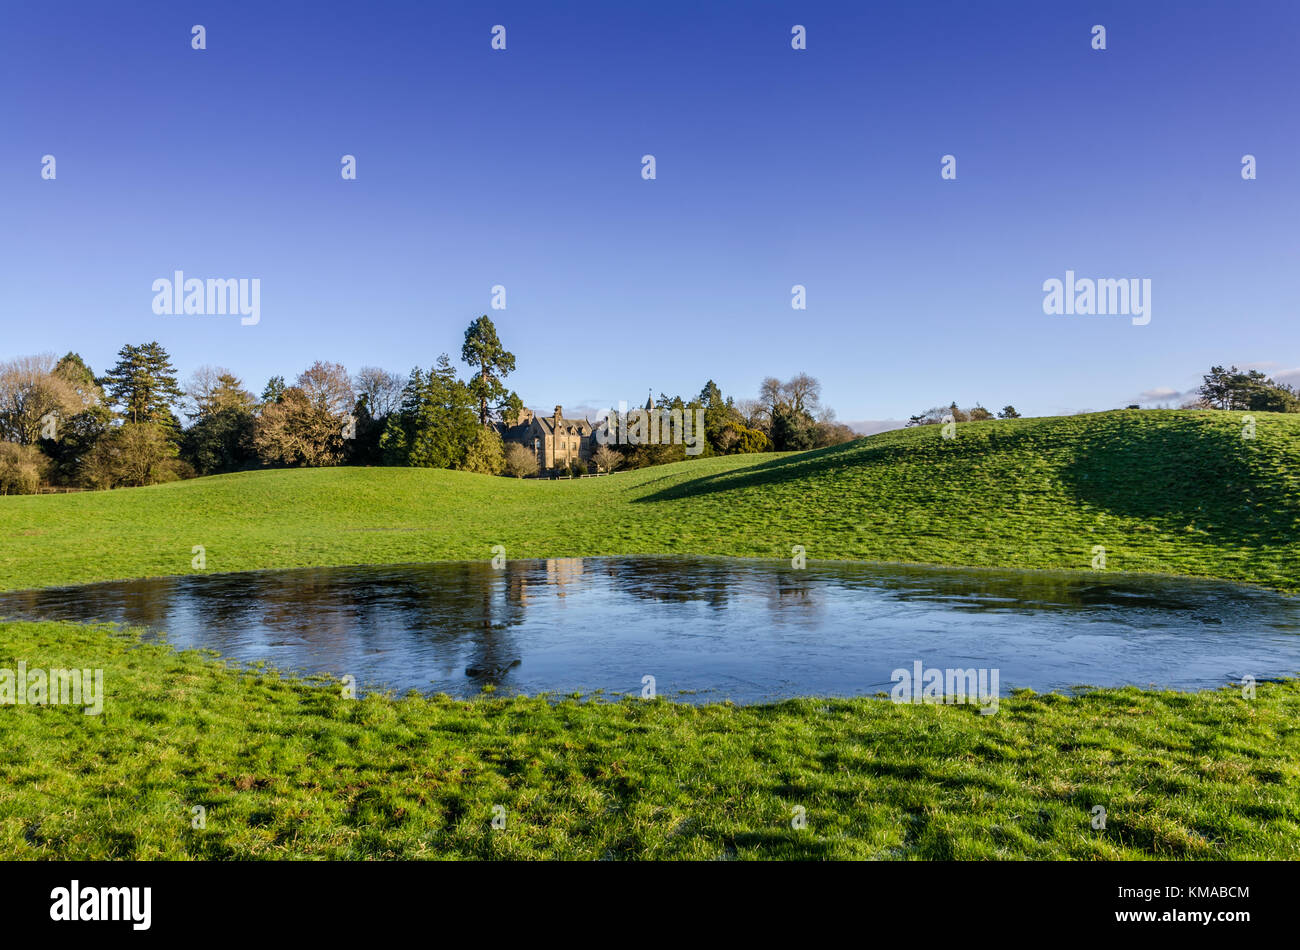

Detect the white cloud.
xmin=1128 ymin=362 xmax=1300 ymax=409
xmin=1271 ymin=367 xmax=1300 ymax=388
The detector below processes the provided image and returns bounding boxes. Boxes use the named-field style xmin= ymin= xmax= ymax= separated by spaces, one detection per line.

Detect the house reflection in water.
xmin=546 ymin=558 xmax=584 ymax=596
xmin=2 ymin=558 xmax=1298 ymax=700
xmin=510 ymin=557 xmax=586 ymax=605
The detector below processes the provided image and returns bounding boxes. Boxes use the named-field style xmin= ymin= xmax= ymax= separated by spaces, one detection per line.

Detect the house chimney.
xmin=554 ymin=405 xmax=563 ymax=423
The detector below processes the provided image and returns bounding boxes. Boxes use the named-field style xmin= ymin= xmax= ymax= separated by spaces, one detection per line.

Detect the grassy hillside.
xmin=4 ymin=412 xmax=1298 ymax=861
xmin=1 ymin=409 xmax=1298 ymax=591
xmin=3 ymin=620 xmax=1297 ymax=860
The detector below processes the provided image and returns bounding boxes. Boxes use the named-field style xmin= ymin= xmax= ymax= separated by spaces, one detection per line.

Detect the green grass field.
xmin=2 ymin=409 xmax=1298 ymax=860
xmin=2 ymin=620 xmax=1297 ymax=859
xmin=2 ymin=409 xmax=1298 ymax=591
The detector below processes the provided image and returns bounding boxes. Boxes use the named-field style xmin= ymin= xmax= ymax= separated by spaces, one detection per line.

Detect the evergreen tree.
xmin=187 ymin=367 xmax=255 ymax=419
xmin=461 ymin=426 xmax=505 ymax=475
xmin=381 ymin=356 xmax=479 ymax=468
xmin=698 ymin=379 xmax=746 ymax=454
xmin=771 ymin=404 xmax=815 ymax=451
xmin=45 ymin=353 xmax=113 ymax=484
xmin=461 ymin=315 xmax=517 ymax=426
xmin=183 ymin=408 xmax=256 ymax=474
xmin=261 ymin=375 xmax=287 ymax=405
xmin=1199 ymin=365 xmax=1300 ymax=412
xmin=102 ymin=342 xmax=183 ymax=429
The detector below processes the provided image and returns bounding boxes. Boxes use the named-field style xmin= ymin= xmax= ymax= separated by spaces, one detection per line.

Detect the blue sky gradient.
xmin=3 ymin=0 xmax=1297 ymax=428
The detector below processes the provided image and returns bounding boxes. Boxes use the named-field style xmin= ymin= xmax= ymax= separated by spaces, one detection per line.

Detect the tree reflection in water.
xmin=0 ymin=558 xmax=1296 ymax=701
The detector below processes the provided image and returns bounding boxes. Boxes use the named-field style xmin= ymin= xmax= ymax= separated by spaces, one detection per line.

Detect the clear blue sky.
xmin=3 ymin=0 xmax=1297 ymax=429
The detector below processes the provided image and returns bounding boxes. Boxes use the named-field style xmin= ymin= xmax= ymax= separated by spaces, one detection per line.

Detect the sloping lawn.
xmin=1 ymin=410 xmax=1297 ymax=592
xmin=1 ymin=621 xmax=1296 ymax=860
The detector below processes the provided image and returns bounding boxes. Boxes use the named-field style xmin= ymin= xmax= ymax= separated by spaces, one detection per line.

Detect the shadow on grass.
xmin=629 ymin=438 xmax=881 ymax=505
xmin=725 ymin=829 xmax=846 ymax=859
xmin=1058 ymin=415 xmax=1300 ymax=551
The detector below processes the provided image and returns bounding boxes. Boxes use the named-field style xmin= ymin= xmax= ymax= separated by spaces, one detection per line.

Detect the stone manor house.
xmin=498 ymin=405 xmax=595 ymax=473
xmin=499 ymin=394 xmax=665 ymax=474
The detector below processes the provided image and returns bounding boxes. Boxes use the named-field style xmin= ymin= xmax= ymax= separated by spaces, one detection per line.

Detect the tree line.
xmin=0 ymin=316 xmax=856 ymax=493
xmin=1189 ymin=365 xmax=1300 ymax=412
xmin=903 ymin=364 xmax=1300 ymax=427
xmin=584 ymin=372 xmax=857 ymax=476
xmin=906 ymin=403 xmax=1020 ymax=426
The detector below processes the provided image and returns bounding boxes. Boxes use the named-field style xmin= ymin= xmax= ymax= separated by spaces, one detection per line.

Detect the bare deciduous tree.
xmin=735 ymin=398 xmax=767 ymax=431
xmin=112 ymin=423 xmax=179 ymax=487
xmin=781 ymin=372 xmax=821 ymax=415
xmin=503 ymin=441 xmax=538 ymax=478
xmin=354 ymin=366 xmax=404 ymax=419
xmin=296 ymin=361 xmax=354 ymax=418
xmin=0 ymin=442 xmax=49 ymax=494
xmin=592 ymin=444 xmax=623 ymax=473
xmin=254 ymin=387 xmax=345 ymax=467
xmin=758 ymin=377 xmax=782 ymax=421
xmin=0 ymin=354 xmax=86 ymax=445
xmin=76 ymin=423 xmax=179 ymax=489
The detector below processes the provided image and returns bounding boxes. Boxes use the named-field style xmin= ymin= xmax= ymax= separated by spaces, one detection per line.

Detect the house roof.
xmin=498 ymin=421 xmax=533 ymax=442
xmin=535 ymin=414 xmax=592 ymax=436
xmin=498 ymin=413 xmax=593 ymax=440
